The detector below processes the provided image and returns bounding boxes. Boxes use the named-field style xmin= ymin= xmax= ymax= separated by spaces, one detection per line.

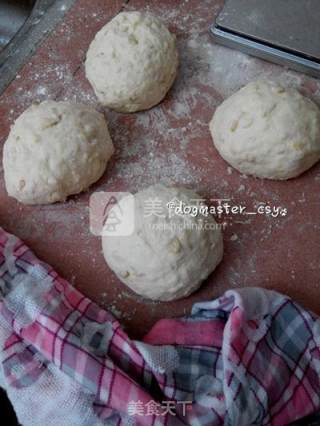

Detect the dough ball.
xmin=102 ymin=184 xmax=223 ymax=301
xmin=210 ymin=80 xmax=320 ymax=180
xmin=3 ymin=101 xmax=114 ymax=204
xmin=85 ymin=11 xmax=178 ymax=113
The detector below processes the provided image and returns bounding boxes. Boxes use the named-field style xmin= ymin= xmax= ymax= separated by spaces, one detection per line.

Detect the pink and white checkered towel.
xmin=0 ymin=226 xmax=320 ymax=425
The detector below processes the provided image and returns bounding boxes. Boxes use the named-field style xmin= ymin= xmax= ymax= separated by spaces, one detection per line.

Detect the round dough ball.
xmin=85 ymin=11 xmax=178 ymax=113
xmin=210 ymin=80 xmax=320 ymax=180
xmin=3 ymin=101 xmax=114 ymax=204
xmin=102 ymin=184 xmax=223 ymax=301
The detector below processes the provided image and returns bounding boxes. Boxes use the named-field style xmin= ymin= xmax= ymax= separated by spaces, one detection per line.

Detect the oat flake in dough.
xmin=102 ymin=184 xmax=224 ymax=301
xmin=85 ymin=11 xmax=178 ymax=113
xmin=210 ymin=80 xmax=320 ymax=180
xmin=3 ymin=101 xmax=114 ymax=204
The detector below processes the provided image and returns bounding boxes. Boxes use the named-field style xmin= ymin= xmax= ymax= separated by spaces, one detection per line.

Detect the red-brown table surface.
xmin=1 ymin=0 xmax=320 ymax=339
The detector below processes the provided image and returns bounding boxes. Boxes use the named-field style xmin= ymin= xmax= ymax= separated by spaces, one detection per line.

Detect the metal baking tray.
xmin=211 ymin=0 xmax=320 ymax=78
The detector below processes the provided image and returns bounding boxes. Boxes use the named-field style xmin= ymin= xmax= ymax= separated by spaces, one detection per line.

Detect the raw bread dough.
xmin=85 ymin=11 xmax=178 ymax=113
xmin=3 ymin=101 xmax=114 ymax=204
xmin=102 ymin=184 xmax=223 ymax=301
xmin=210 ymin=80 xmax=320 ymax=180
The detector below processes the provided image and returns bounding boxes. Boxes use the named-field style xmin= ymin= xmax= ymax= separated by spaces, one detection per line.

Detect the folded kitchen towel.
xmin=0 ymin=226 xmax=319 ymax=426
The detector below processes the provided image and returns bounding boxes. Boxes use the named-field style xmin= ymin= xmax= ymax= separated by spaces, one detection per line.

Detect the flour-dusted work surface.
xmin=0 ymin=0 xmax=320 ymax=339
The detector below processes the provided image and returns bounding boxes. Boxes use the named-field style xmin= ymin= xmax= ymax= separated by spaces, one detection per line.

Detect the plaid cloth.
xmin=0 ymin=226 xmax=319 ymax=425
